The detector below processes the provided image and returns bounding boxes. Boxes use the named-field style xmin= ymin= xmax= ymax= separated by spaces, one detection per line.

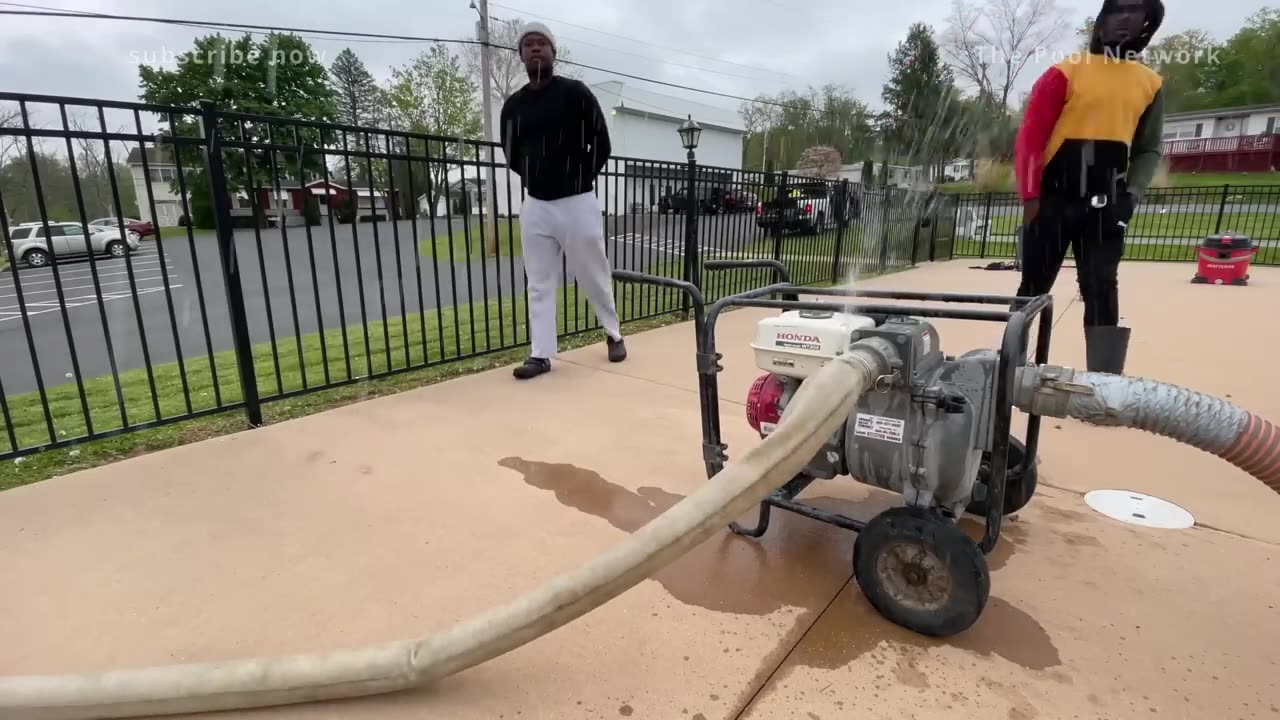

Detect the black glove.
xmin=1115 ymin=192 xmax=1136 ymax=227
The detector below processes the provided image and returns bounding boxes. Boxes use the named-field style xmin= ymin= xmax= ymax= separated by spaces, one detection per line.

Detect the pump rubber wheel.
xmin=853 ymin=506 xmax=990 ymax=637
xmin=967 ymin=436 xmax=1037 ymax=517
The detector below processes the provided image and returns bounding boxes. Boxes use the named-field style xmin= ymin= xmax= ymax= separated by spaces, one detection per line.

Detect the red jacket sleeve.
xmin=1014 ymin=66 xmax=1068 ymax=201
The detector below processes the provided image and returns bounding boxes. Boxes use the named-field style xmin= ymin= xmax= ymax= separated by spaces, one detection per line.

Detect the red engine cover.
xmin=746 ymin=373 xmax=787 ymax=435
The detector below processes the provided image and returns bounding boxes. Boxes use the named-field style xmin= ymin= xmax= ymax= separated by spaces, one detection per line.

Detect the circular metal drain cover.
xmin=1084 ymin=490 xmax=1195 ymax=529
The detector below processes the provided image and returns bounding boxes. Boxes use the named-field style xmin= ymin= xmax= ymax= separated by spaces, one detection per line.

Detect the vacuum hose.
xmin=0 ymin=341 xmax=898 ymax=720
xmin=1012 ymin=365 xmax=1280 ymax=495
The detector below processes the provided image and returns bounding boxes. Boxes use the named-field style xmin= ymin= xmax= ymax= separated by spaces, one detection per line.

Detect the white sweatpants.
xmin=521 ymin=191 xmax=621 ymax=359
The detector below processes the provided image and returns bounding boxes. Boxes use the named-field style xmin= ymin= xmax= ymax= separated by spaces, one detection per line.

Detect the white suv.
xmin=4 ymin=222 xmax=140 ymax=269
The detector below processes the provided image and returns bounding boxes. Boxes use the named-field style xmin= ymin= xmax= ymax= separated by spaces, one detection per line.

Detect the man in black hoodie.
xmin=500 ymin=22 xmax=626 ymax=380
xmin=1013 ymin=0 xmax=1166 ymax=374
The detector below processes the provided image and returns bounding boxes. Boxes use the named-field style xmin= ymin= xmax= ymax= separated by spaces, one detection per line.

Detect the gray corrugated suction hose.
xmin=0 ymin=340 xmax=897 ymax=720
xmin=1013 ymin=366 xmax=1280 ymax=496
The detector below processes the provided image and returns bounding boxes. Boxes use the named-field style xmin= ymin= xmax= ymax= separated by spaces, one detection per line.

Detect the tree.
xmin=329 ymin=48 xmax=387 ymax=185
xmin=1075 ymin=16 xmax=1096 ymax=48
xmin=941 ymin=0 xmax=1070 ymax=110
xmin=795 ymin=145 xmax=843 ymax=178
xmin=0 ymin=150 xmax=77 ymax=223
xmin=330 ymin=48 xmax=385 ymax=127
xmin=63 ymin=112 xmax=139 ymax=220
xmin=386 ymin=43 xmax=482 ymax=225
xmin=0 ymin=103 xmax=21 ymax=168
xmin=463 ymin=16 xmax=581 ymax=113
xmin=739 ymin=85 xmax=873 ymax=172
xmin=1144 ymin=29 xmax=1220 ymax=112
xmin=138 ymin=32 xmax=337 ymax=227
xmin=739 ymin=99 xmax=783 ymax=170
xmin=882 ymin=22 xmax=960 ymax=181
xmin=861 ymin=159 xmax=875 ymax=186
xmin=1196 ymin=8 xmax=1280 ymax=110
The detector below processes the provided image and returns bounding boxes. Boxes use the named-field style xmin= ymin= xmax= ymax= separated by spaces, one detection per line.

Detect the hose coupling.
xmin=846 ymin=336 xmax=901 ymax=384
xmin=1011 ymin=364 xmax=1096 ymax=418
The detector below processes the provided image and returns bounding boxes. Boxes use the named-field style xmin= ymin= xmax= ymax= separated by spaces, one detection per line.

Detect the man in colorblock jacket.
xmin=1013 ymin=0 xmax=1166 ymax=374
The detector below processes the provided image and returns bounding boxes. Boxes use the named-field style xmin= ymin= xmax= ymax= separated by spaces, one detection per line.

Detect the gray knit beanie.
xmin=516 ymin=21 xmax=557 ymax=55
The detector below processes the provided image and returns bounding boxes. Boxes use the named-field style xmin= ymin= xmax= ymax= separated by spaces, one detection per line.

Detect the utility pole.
xmin=474 ymin=0 xmax=500 ymax=256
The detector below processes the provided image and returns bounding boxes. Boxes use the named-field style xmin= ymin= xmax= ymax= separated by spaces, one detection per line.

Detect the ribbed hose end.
xmin=1013 ymin=365 xmax=1280 ymax=498
xmin=1218 ymin=413 xmax=1280 ymax=495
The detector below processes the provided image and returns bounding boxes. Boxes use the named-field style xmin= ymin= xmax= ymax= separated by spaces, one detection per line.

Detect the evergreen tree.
xmin=329 ymin=48 xmax=386 ymax=186
xmin=881 ymin=22 xmax=959 ymax=181
xmin=330 ymin=48 xmax=385 ymax=128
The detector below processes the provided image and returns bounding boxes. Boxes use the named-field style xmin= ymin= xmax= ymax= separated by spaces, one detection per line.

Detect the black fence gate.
xmin=0 ymin=91 xmax=982 ymax=461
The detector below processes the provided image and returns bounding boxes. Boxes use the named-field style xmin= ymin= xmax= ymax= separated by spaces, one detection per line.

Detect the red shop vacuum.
xmin=1191 ymin=233 xmax=1256 ymax=286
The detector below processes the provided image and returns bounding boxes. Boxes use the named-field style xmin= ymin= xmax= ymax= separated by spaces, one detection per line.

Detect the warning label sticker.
xmin=853 ymin=413 xmax=905 ymax=444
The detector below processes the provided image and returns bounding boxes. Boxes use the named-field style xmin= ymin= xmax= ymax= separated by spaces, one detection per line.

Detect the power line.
xmin=0 ymin=4 xmax=837 ymax=117
xmin=489 ymin=1 xmax=801 ymax=81
xmin=0 ymin=5 xmax=488 ymax=46
xmin=486 ymin=15 xmax=768 ymax=83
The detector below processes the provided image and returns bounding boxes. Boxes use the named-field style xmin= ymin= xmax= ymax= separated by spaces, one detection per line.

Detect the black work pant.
xmin=1016 ymin=195 xmax=1126 ymax=327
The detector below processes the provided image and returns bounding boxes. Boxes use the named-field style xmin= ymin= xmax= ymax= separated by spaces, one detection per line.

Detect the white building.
xmin=943 ymin=158 xmax=975 ymax=181
xmin=126 ymin=147 xmax=185 ymax=226
xmin=433 ymin=80 xmax=749 ymax=219
xmin=588 ymin=80 xmax=745 ymax=168
xmin=1162 ymin=103 xmax=1280 ymax=140
xmin=794 ymin=161 xmax=929 ymax=189
xmin=589 ymin=80 xmax=748 ymax=214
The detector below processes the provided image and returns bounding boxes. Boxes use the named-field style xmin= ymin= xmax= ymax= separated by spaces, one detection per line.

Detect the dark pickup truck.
xmin=658 ymin=185 xmax=725 ymax=215
xmin=756 ymin=181 xmax=860 ymax=234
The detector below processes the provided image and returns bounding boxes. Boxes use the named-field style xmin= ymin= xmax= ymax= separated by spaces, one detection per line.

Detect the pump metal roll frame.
xmin=613 ymin=259 xmax=1055 ymax=635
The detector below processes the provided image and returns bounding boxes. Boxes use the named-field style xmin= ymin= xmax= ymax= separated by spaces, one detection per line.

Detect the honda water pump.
xmin=747 ymin=308 xmax=1027 ymax=519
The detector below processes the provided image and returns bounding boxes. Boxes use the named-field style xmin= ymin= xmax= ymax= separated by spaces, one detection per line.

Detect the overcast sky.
xmin=0 ymin=0 xmax=1262 ymax=124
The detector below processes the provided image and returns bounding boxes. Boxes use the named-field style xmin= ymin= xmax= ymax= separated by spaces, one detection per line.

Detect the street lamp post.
xmin=678 ymin=115 xmax=702 ymax=305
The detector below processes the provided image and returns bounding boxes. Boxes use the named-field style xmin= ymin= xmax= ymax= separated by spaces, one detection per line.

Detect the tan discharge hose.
xmin=0 ymin=342 xmax=896 ymax=720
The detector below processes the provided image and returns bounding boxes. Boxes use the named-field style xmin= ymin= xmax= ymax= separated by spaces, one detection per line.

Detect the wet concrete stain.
xmin=498 ymin=456 xmax=870 ymax=617
xmin=501 ymin=456 xmax=1069 ymax=716
xmin=957 ymin=517 xmax=1032 ymax=573
xmin=787 ymin=586 xmax=1061 ymax=672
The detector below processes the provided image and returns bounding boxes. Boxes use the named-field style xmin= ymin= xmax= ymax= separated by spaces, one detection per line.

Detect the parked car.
xmin=756 ymin=181 xmax=858 ymax=234
xmin=89 ymin=216 xmax=154 ymax=238
xmin=4 ymin=222 xmax=140 ymax=269
xmin=721 ymin=190 xmax=758 ymax=213
xmin=658 ymin=185 xmax=725 ymax=215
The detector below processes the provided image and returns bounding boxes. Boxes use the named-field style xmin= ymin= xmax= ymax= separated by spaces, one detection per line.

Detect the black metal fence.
xmin=0 ymin=92 xmax=954 ymax=461
xmin=950 ymin=184 xmax=1280 ymax=263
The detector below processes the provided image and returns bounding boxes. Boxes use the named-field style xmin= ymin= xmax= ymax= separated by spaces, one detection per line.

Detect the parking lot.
xmin=0 ymin=244 xmax=182 ymax=325
xmin=0 ymin=212 xmax=804 ymax=395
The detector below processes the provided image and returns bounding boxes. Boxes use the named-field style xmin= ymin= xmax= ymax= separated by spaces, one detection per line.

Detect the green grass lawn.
xmin=982 ymin=211 xmax=1278 ymax=240
xmin=939 ymin=171 xmax=1280 ymax=195
xmin=736 ymin=216 xmax=956 ymax=280
xmin=0 ymin=260 xmax=701 ymax=491
xmin=1161 ymin=172 xmax=1280 ymax=188
xmin=418 ymin=219 xmax=522 ymax=260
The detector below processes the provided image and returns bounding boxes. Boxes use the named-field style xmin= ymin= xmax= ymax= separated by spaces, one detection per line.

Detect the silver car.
xmin=4 ymin=221 xmax=140 ymax=269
